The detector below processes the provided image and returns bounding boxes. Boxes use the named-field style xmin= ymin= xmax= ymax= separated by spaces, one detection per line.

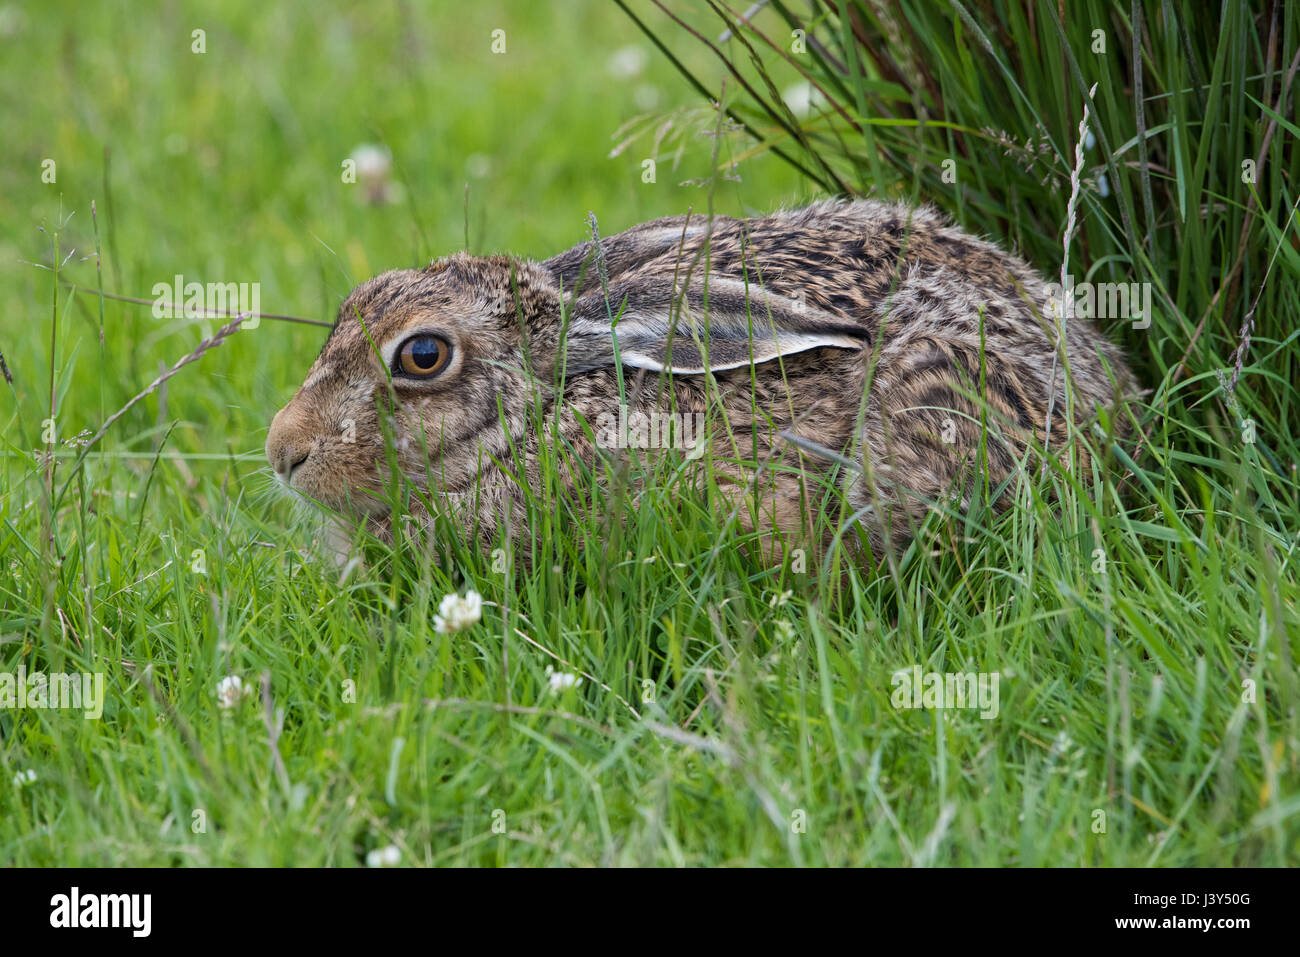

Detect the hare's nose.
xmin=271 ymin=443 xmax=309 ymax=480
xmin=266 ymin=406 xmax=312 ymax=481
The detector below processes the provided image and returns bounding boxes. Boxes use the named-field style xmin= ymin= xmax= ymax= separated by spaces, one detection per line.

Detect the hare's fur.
xmin=267 ymin=199 xmax=1137 ymax=557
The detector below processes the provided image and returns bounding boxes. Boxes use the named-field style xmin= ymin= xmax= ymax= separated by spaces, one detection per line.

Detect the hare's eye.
xmin=395 ymin=335 xmax=452 ymax=378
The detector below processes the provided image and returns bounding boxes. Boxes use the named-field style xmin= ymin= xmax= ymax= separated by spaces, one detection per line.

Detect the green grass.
xmin=1 ymin=0 xmax=1297 ymax=866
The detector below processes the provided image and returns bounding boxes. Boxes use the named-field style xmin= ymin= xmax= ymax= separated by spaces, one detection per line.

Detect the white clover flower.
xmin=366 ymin=844 xmax=401 ymax=868
xmin=349 ymin=143 xmax=392 ymax=179
xmin=545 ymin=665 xmax=583 ymax=693
xmin=1050 ymin=730 xmax=1073 ymax=760
xmin=434 ymin=590 xmax=483 ymax=634
xmin=768 ymin=589 xmax=792 ymax=608
xmin=348 ymin=143 xmax=397 ymax=205
xmin=12 ymin=769 xmax=36 ymax=788
xmin=606 ymin=45 xmax=647 ymax=78
xmin=781 ymin=81 xmax=825 ymax=118
xmin=216 ymin=675 xmax=251 ymax=710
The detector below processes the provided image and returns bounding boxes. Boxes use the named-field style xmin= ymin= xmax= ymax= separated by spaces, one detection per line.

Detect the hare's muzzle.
xmin=266 ymin=403 xmax=313 ymax=485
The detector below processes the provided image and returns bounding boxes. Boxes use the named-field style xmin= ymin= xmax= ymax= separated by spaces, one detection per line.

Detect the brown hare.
xmin=266 ymin=199 xmax=1137 ymax=560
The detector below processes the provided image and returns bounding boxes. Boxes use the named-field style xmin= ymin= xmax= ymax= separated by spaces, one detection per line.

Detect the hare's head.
xmin=266 ymin=248 xmax=863 ymax=519
xmin=265 ymin=254 xmax=558 ymax=515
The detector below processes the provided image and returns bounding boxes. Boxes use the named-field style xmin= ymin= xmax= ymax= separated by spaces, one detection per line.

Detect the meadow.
xmin=1 ymin=0 xmax=1297 ymax=866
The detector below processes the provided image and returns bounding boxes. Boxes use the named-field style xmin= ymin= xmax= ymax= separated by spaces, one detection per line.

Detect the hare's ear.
xmin=561 ymin=275 xmax=864 ymax=375
xmin=543 ymin=215 xmax=712 ymax=294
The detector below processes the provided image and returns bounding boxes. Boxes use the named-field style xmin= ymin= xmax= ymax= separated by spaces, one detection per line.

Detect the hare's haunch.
xmin=266 ymin=199 xmax=1137 ymax=556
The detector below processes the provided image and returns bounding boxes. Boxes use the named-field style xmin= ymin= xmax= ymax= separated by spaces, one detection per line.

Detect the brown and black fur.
xmin=266 ymin=199 xmax=1138 ymax=560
